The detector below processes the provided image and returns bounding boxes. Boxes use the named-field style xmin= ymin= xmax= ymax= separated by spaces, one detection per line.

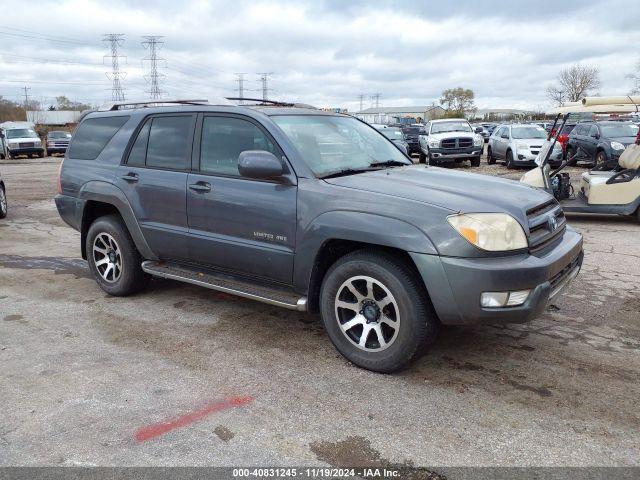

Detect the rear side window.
xmin=126 ymin=120 xmax=150 ymax=167
xmin=145 ymin=116 xmax=194 ymax=170
xmin=67 ymin=116 xmax=129 ymax=160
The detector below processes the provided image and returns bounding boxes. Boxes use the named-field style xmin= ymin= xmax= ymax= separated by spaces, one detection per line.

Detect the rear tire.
xmin=0 ymin=185 xmax=7 ymax=219
xmin=487 ymin=147 xmax=495 ymax=165
xmin=319 ymin=250 xmax=439 ymax=373
xmin=86 ymin=214 xmax=150 ymax=296
xmin=506 ymin=149 xmax=514 ymax=169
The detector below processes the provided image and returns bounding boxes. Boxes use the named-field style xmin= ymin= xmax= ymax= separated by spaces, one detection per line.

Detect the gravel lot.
xmin=1 ymin=154 xmax=639 ymax=468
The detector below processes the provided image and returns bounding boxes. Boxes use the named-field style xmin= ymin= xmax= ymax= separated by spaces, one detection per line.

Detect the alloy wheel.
xmin=0 ymin=188 xmax=6 ymax=216
xmin=92 ymin=232 xmax=123 ymax=283
xmin=334 ymin=275 xmax=400 ymax=352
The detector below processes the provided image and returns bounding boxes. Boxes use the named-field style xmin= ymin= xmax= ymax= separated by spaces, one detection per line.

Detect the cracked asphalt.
xmin=0 ymin=155 xmax=639 ymax=467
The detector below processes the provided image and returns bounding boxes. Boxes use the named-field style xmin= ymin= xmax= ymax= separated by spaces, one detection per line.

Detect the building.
xmin=355 ymin=105 xmax=445 ymax=125
xmin=26 ymin=110 xmax=82 ymax=126
xmin=469 ymin=108 xmax=538 ymax=121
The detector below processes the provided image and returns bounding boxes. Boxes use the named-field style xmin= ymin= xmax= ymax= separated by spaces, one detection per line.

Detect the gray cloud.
xmin=0 ymin=0 xmax=638 ymax=111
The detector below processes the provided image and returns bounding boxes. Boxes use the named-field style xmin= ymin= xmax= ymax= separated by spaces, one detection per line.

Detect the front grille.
xmin=549 ymin=253 xmax=581 ymax=290
xmin=526 ymin=199 xmax=566 ymax=253
xmin=18 ymin=142 xmax=35 ymax=148
xmin=440 ymin=137 xmax=473 ymax=149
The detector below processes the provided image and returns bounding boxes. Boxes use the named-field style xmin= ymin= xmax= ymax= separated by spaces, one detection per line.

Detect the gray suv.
xmin=55 ymin=100 xmax=583 ymax=372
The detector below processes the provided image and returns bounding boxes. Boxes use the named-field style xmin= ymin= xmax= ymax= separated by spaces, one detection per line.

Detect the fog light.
xmin=481 ymin=290 xmax=531 ymax=308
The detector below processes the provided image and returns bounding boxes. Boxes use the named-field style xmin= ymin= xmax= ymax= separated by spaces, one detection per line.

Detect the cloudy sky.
xmin=1 ymin=0 xmax=638 ymax=111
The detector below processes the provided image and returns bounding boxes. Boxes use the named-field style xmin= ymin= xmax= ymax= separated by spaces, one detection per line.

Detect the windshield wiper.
xmin=319 ymin=167 xmax=378 ymax=179
xmin=369 ymin=159 xmax=410 ymax=168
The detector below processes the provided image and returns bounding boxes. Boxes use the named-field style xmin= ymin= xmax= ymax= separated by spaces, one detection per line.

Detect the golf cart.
xmin=520 ymin=96 xmax=640 ymax=222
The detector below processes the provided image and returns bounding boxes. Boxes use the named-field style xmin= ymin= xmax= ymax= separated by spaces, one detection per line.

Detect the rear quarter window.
xmin=67 ymin=116 xmax=129 ymax=160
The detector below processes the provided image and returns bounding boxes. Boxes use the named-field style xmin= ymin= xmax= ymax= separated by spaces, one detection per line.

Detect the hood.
xmin=428 ymin=131 xmax=475 ymax=141
xmin=7 ymin=136 xmax=40 ymax=143
xmin=324 ymin=165 xmax=553 ymax=225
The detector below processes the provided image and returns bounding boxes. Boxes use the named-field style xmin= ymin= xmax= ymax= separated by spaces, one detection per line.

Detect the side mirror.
xmin=238 ymin=150 xmax=284 ymax=180
xmin=591 ymin=133 xmax=600 ymax=139
xmin=0 ymin=132 xmax=4 ymax=139
xmin=475 ymin=127 xmax=483 ymax=134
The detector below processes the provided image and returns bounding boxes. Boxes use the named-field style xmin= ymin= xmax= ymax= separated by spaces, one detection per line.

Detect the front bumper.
xmin=429 ymin=147 xmax=482 ymax=161
xmin=8 ymin=147 xmax=44 ymax=156
xmin=517 ymin=149 xmax=563 ymax=166
xmin=410 ymin=227 xmax=583 ymax=325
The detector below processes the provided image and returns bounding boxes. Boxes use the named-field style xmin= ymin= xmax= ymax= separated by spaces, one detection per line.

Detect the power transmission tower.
xmin=258 ymin=73 xmax=273 ymax=101
xmin=22 ymin=86 xmax=31 ymax=106
xmin=102 ymin=34 xmax=126 ymax=101
xmin=372 ymin=93 xmax=382 ymax=108
xmin=235 ymin=73 xmax=247 ymax=104
xmin=141 ymin=35 xmax=166 ymax=100
xmin=358 ymin=94 xmax=365 ymax=112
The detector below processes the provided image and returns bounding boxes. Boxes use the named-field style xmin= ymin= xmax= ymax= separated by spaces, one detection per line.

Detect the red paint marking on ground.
xmin=134 ymin=395 xmax=253 ymax=442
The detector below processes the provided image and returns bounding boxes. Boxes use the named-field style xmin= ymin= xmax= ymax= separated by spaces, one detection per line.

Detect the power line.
xmin=141 ymin=35 xmax=166 ymax=100
xmin=103 ymin=34 xmax=127 ymax=102
xmin=258 ymin=72 xmax=273 ymax=101
xmin=0 ymin=26 xmax=87 ymax=43
xmin=0 ymin=29 xmax=88 ymax=46
xmin=235 ymin=73 xmax=247 ymax=104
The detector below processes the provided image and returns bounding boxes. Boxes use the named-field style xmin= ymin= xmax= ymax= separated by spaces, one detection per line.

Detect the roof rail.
xmin=226 ymin=97 xmax=295 ymax=107
xmin=98 ymin=99 xmax=209 ymax=111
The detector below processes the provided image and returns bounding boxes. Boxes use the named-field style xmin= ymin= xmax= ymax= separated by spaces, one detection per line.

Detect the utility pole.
xmin=141 ymin=35 xmax=166 ymax=100
xmin=372 ymin=93 xmax=382 ymax=108
xmin=358 ymin=94 xmax=365 ymax=112
xmin=235 ymin=73 xmax=247 ymax=104
xmin=258 ymin=73 xmax=273 ymax=101
xmin=102 ymin=34 xmax=126 ymax=101
xmin=22 ymin=86 xmax=31 ymax=106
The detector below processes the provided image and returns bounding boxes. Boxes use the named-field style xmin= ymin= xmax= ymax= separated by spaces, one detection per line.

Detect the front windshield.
xmin=511 ymin=127 xmax=547 ymax=139
xmin=271 ymin=115 xmax=410 ymax=177
xmin=6 ymin=128 xmax=38 ymax=139
xmin=601 ymin=123 xmax=639 ymax=137
xmin=380 ymin=128 xmax=404 ymax=140
xmin=431 ymin=122 xmax=472 ymax=134
xmin=49 ymin=131 xmax=72 ymax=139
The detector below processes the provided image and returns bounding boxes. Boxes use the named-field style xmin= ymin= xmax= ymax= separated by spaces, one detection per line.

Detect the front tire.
xmin=470 ymin=156 xmax=480 ymax=167
xmin=86 ymin=214 xmax=149 ymax=296
xmin=487 ymin=147 xmax=495 ymax=165
xmin=319 ymin=250 xmax=438 ymax=373
xmin=0 ymin=186 xmax=7 ymax=219
xmin=595 ymin=151 xmax=607 ymax=170
xmin=566 ymin=146 xmax=577 ymax=166
xmin=419 ymin=151 xmax=426 ymax=164
xmin=506 ymin=149 xmax=514 ymax=169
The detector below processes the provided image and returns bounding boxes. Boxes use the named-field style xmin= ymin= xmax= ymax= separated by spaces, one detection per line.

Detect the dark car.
xmin=399 ymin=124 xmax=424 ymax=155
xmin=0 ymin=168 xmax=6 ymax=218
xmin=46 ymin=130 xmax=72 ymax=156
xmin=375 ymin=126 xmax=409 ymax=154
xmin=55 ymin=100 xmax=583 ymax=373
xmin=566 ymin=120 xmax=639 ymax=170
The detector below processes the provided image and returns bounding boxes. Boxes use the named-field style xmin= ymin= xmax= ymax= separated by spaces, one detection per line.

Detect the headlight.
xmin=611 ymin=141 xmax=625 ymax=151
xmin=35 ymin=139 xmax=42 ymax=145
xmin=516 ymin=143 xmax=530 ymax=150
xmin=428 ymin=138 xmax=440 ymax=148
xmin=447 ymin=213 xmax=528 ymax=251
xmin=473 ymin=136 xmax=482 ymax=146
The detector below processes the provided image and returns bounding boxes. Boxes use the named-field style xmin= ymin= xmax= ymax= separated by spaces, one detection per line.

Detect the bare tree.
xmin=627 ymin=58 xmax=640 ymax=95
xmin=546 ymin=64 xmax=601 ymax=105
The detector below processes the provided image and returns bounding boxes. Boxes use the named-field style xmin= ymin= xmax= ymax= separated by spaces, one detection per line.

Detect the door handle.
xmin=189 ymin=182 xmax=211 ymax=193
xmin=121 ymin=172 xmax=139 ymax=182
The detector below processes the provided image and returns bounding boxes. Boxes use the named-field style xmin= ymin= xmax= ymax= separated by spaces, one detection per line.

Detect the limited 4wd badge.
xmin=253 ymin=231 xmax=288 ymax=243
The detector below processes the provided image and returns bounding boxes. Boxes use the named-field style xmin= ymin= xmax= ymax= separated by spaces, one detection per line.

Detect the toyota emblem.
xmin=548 ymin=216 xmax=558 ymax=231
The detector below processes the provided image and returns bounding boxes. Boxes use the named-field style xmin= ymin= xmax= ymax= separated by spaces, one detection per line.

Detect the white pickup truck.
xmin=418 ymin=118 xmax=484 ymax=167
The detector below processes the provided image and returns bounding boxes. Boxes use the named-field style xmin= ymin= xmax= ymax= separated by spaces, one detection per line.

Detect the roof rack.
xmin=98 ymin=99 xmax=209 ymax=111
xmin=226 ymin=97 xmax=295 ymax=107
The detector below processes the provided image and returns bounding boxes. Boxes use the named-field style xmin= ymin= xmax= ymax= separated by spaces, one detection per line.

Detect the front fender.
xmin=78 ymin=181 xmax=157 ymax=260
xmin=293 ymin=210 xmax=437 ymax=291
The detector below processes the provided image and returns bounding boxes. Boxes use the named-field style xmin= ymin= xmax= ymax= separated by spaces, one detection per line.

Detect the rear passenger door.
xmin=186 ymin=114 xmax=297 ymax=283
xmin=116 ymin=114 xmax=196 ymax=261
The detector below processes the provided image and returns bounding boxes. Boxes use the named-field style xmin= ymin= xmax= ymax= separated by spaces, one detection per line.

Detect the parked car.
xmin=418 ymin=119 xmax=484 ymax=166
xmin=46 ymin=130 xmax=72 ymax=156
xmin=472 ymin=124 xmax=491 ymax=142
xmin=2 ymin=123 xmax=44 ymax=159
xmin=551 ymin=121 xmax=577 ymax=160
xmin=399 ymin=124 xmax=424 ymax=156
xmin=374 ymin=126 xmax=409 ymax=154
xmin=0 ymin=130 xmax=8 ymax=160
xmin=55 ymin=100 xmax=582 ymax=373
xmin=487 ymin=124 xmax=563 ymax=168
xmin=0 ymin=167 xmax=6 ymax=218
xmin=565 ymin=120 xmax=639 ymax=170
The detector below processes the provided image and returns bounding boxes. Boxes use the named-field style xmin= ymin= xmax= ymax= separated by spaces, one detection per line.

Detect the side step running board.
xmin=141 ymin=261 xmax=307 ymax=311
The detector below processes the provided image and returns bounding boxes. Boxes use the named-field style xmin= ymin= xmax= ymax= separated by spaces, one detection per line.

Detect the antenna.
xmin=141 ymin=35 xmax=166 ymax=100
xmin=102 ymin=34 xmax=126 ymax=101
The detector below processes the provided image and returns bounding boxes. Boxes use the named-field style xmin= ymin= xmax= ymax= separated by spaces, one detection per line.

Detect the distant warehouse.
xmin=355 ymin=105 xmax=445 ymax=125
xmin=26 ymin=110 xmax=82 ymax=126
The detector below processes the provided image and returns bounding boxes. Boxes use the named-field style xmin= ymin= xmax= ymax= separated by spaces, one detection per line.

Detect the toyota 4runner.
xmin=55 ymin=100 xmax=583 ymax=373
